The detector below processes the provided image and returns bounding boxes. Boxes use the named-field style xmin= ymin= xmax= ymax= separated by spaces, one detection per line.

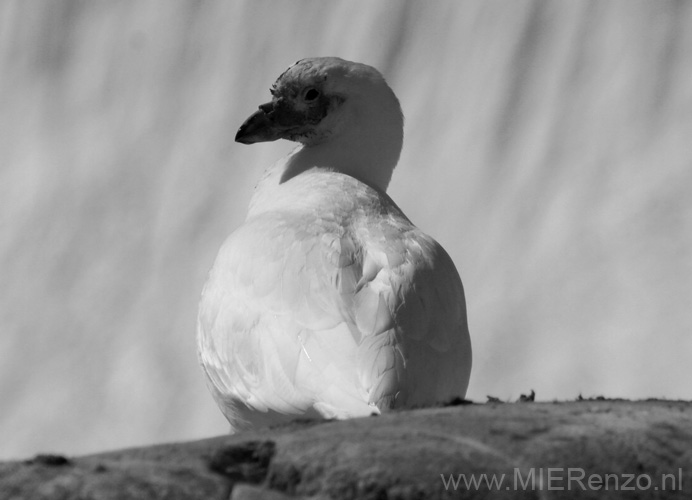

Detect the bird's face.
xmin=235 ymin=58 xmax=374 ymax=146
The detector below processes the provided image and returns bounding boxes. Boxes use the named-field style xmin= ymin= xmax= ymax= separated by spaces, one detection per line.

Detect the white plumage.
xmin=197 ymin=57 xmax=472 ymax=430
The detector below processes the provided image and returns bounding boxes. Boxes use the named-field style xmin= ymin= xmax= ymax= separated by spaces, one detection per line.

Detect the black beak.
xmin=235 ymin=102 xmax=283 ymax=144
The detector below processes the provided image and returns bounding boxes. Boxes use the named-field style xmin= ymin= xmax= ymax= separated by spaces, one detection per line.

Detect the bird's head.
xmin=235 ymin=57 xmax=402 ymax=146
xmin=236 ymin=57 xmax=404 ymax=190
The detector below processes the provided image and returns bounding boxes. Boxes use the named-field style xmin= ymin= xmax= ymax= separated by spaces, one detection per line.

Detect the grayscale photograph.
xmin=1 ymin=1 xmax=691 ymax=498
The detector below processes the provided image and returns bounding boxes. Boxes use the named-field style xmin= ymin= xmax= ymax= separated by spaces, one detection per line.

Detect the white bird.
xmin=197 ymin=57 xmax=472 ymax=430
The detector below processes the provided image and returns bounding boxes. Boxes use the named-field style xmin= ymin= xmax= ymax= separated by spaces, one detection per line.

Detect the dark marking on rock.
xmin=25 ymin=454 xmax=71 ymax=466
xmin=209 ymin=440 xmax=276 ymax=483
xmin=445 ymin=396 xmax=473 ymax=406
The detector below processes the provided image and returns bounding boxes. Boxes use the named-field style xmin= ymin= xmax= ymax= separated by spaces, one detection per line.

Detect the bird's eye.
xmin=303 ymin=88 xmax=320 ymax=101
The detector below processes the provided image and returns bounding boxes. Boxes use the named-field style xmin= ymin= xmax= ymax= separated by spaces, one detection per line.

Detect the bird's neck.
xmin=281 ymin=111 xmax=403 ymax=191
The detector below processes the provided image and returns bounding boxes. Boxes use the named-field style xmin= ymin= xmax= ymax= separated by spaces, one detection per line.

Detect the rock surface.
xmin=2 ymin=401 xmax=691 ymax=499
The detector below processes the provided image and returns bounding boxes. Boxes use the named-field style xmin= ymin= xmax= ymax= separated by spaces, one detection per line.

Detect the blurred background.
xmin=1 ymin=0 xmax=691 ymax=459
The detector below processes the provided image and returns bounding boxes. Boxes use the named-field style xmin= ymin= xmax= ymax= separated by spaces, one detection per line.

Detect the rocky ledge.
xmin=2 ymin=401 xmax=692 ymax=499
